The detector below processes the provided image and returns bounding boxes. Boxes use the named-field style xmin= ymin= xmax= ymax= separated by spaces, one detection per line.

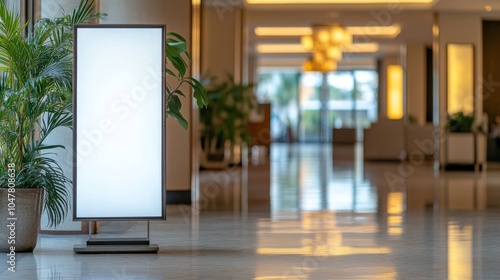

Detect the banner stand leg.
xmin=73 ymin=221 xmax=159 ymax=254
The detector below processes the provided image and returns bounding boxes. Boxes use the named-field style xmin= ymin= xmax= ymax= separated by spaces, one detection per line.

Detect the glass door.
xmin=298 ymin=70 xmax=378 ymax=143
xmin=256 ymin=70 xmax=299 ymax=142
xmin=298 ymin=72 xmax=323 ymax=142
xmin=257 ymin=69 xmax=377 ymax=143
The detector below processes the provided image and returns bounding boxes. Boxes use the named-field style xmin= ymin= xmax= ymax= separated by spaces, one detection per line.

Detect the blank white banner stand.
xmin=72 ymin=24 xmax=166 ymax=254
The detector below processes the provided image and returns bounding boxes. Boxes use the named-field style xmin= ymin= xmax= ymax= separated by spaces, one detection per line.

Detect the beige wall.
xmin=100 ymin=0 xmax=193 ymax=191
xmin=405 ymin=44 xmax=427 ymax=126
xmin=202 ymin=6 xmax=242 ymax=82
xmin=436 ymin=12 xmax=483 ymax=165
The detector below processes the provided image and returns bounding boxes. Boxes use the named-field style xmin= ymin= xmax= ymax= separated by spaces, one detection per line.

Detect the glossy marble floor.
xmin=3 ymin=143 xmax=500 ymax=279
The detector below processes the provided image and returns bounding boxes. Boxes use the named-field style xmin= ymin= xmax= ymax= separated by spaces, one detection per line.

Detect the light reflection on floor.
xmin=3 ymin=143 xmax=500 ymax=279
xmin=270 ymin=143 xmax=376 ymax=217
xmin=263 ymin=143 xmax=500 ymax=279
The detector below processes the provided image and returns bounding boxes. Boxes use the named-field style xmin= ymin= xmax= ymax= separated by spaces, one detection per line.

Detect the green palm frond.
xmin=0 ymin=0 xmax=103 ymax=228
xmin=0 ymin=0 xmax=206 ymax=227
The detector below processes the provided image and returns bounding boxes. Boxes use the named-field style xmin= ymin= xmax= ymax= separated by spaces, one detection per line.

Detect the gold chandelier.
xmin=301 ymin=24 xmax=352 ymax=72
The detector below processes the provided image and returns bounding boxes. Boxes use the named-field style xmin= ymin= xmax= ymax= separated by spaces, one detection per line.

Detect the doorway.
xmin=256 ymin=69 xmax=378 ymax=143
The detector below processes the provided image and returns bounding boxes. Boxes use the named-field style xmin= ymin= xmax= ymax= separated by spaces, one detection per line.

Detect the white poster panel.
xmin=74 ymin=25 xmax=165 ymax=219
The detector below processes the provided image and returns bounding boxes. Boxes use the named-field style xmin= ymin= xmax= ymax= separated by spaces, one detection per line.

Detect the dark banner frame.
xmin=72 ymin=24 xmax=166 ymax=221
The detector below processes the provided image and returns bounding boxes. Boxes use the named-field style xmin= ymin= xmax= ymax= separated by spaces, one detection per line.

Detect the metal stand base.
xmin=73 ymin=241 xmax=159 ymax=254
xmin=74 ymin=221 xmax=158 ymax=254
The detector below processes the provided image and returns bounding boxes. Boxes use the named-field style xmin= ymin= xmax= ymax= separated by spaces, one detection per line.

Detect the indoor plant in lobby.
xmin=199 ymin=75 xmax=256 ymax=168
xmin=445 ymin=111 xmax=476 ymax=167
xmin=0 ymin=0 xmax=105 ymax=252
xmin=0 ymin=0 xmax=207 ymax=252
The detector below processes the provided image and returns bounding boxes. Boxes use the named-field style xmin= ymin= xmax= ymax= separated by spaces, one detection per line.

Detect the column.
xmin=201 ymin=4 xmax=243 ymax=82
xmin=435 ymin=13 xmax=483 ymax=166
xmin=405 ymin=44 xmax=427 ymax=125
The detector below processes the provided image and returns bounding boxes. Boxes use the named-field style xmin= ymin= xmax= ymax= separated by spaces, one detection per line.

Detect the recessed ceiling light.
xmin=256 ymin=44 xmax=307 ymax=53
xmin=485 ymin=5 xmax=493 ymax=12
xmin=255 ymin=26 xmax=401 ymax=37
xmin=346 ymin=26 xmax=401 ymax=37
xmin=255 ymin=27 xmax=312 ymax=36
xmin=247 ymin=0 xmax=433 ymax=4
xmin=256 ymin=43 xmax=379 ymax=53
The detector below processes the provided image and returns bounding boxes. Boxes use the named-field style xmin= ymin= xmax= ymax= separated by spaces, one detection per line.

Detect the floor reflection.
xmin=6 ymin=143 xmax=500 ymax=279
xmin=263 ymin=143 xmax=500 ymax=279
xmin=270 ymin=144 xmax=377 ymax=217
xmin=268 ymin=143 xmax=500 ymax=215
xmin=448 ymin=222 xmax=473 ymax=280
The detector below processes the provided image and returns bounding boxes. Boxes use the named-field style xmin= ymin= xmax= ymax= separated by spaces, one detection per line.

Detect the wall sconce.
xmin=447 ymin=44 xmax=474 ymax=115
xmin=387 ymin=65 xmax=403 ymax=119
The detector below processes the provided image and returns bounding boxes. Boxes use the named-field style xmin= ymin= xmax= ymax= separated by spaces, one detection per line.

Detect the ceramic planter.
xmin=446 ymin=133 xmax=475 ymax=164
xmin=0 ymin=188 xmax=44 ymax=252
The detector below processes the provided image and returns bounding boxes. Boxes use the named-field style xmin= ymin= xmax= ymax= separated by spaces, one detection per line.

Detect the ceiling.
xmin=204 ymin=0 xmax=500 ymax=69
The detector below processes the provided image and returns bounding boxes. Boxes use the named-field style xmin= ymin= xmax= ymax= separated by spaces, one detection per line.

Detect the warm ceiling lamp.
xmin=256 ymin=44 xmax=308 ymax=53
xmin=247 ymin=0 xmax=433 ymax=4
xmin=302 ymin=24 xmax=352 ymax=49
xmin=303 ymin=58 xmax=337 ymax=73
xmin=301 ymin=24 xmax=351 ymax=72
xmin=256 ymin=43 xmax=379 ymax=54
xmin=255 ymin=25 xmax=400 ymax=38
xmin=255 ymin=27 xmax=313 ymax=36
xmin=346 ymin=25 xmax=401 ymax=37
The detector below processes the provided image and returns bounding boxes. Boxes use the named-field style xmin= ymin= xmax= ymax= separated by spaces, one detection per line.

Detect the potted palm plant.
xmin=0 ymin=0 xmax=206 ymax=252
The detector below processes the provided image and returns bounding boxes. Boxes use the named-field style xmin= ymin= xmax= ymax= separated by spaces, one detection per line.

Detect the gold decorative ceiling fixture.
xmin=301 ymin=24 xmax=352 ymax=72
